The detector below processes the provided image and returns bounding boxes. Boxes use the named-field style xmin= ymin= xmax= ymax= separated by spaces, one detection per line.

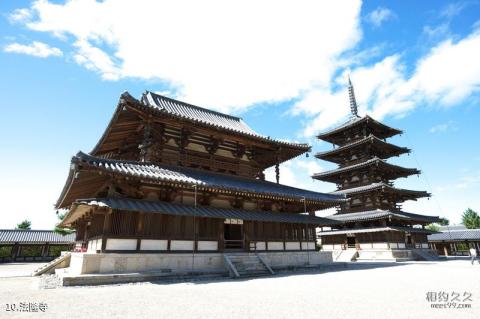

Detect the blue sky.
xmin=0 ymin=0 xmax=479 ymax=229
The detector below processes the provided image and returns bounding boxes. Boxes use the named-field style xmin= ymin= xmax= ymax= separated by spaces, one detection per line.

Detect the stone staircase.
xmin=223 ymin=253 xmax=274 ymax=278
xmin=411 ymin=249 xmax=439 ymax=261
xmin=32 ymin=252 xmax=71 ymax=276
xmin=334 ymin=249 xmax=358 ymax=262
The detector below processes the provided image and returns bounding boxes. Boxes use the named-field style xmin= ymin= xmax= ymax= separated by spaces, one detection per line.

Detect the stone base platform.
xmin=328 ymin=248 xmax=438 ymax=262
xmin=55 ymin=251 xmax=333 ymax=285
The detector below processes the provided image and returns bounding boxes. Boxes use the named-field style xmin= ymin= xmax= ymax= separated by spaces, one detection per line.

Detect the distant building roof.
xmin=439 ymin=225 xmax=466 ymax=231
xmin=428 ymin=229 xmax=480 ymax=242
xmin=0 ymin=230 xmax=75 ymax=244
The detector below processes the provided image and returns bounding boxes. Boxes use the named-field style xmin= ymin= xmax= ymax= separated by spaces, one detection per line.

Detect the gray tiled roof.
xmin=326 ymin=210 xmax=439 ymax=224
xmin=0 ymin=230 xmax=75 ymax=244
xmin=72 ymin=152 xmax=345 ymax=204
xmin=331 ymin=182 xmax=430 ymax=198
xmin=428 ymin=229 xmax=480 ymax=241
xmin=65 ymin=198 xmax=336 ymax=226
xmin=142 ymin=91 xmax=259 ymax=136
xmin=140 ymin=92 xmax=308 ymax=149
xmin=316 ymin=135 xmax=410 ymax=159
xmin=318 ymin=226 xmax=435 ymax=236
xmin=312 ymin=157 xmax=419 ymax=179
xmin=316 ymin=115 xmax=402 ymax=140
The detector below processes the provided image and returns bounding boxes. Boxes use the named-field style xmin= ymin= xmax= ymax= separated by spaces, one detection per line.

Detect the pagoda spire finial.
xmin=348 ymin=75 xmax=359 ymax=118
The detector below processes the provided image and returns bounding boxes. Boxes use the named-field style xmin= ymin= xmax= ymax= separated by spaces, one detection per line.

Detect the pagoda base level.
xmin=327 ymin=248 xmax=437 ymax=262
xmin=59 ymin=251 xmax=333 ymax=279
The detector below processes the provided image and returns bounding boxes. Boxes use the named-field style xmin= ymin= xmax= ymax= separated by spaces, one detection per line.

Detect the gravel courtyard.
xmin=0 ymin=260 xmax=479 ymax=319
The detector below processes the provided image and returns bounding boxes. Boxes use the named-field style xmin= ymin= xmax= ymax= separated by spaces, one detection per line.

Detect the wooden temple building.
xmin=55 ymin=91 xmax=345 ymax=278
xmin=314 ymin=79 xmax=439 ymax=261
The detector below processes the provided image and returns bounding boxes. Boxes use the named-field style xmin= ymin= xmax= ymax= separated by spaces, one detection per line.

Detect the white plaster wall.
xmin=372 ymin=243 xmax=388 ymax=249
xmin=210 ymin=199 xmax=231 ymax=209
xmin=243 ymin=201 xmax=256 ymax=210
xmin=140 ymin=240 xmax=168 ymax=251
xmin=253 ymin=242 xmax=266 ymax=250
xmin=301 ymin=242 xmax=316 ymax=250
xmin=186 ymin=143 xmax=205 ymax=152
xmin=359 ymin=243 xmax=372 ymax=249
xmin=267 ymin=242 xmax=284 ymax=250
xmin=216 ymin=149 xmax=234 ymax=158
xmin=170 ymin=240 xmax=194 ymax=251
xmin=421 ymin=243 xmax=429 ymax=249
xmin=106 ymin=239 xmax=137 ymax=251
xmin=322 ymin=244 xmax=334 ymax=250
xmin=390 ymin=243 xmax=398 ymax=249
xmin=197 ymin=241 xmax=218 ymax=251
xmin=285 ymin=242 xmax=301 ymax=250
xmin=398 ymin=243 xmax=406 ymax=249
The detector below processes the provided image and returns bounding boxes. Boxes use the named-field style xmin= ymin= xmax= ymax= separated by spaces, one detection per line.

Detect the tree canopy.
xmin=461 ymin=208 xmax=480 ymax=229
xmin=16 ymin=219 xmax=31 ymax=230
xmin=53 ymin=210 xmax=75 ymax=236
xmin=425 ymin=223 xmax=440 ymax=232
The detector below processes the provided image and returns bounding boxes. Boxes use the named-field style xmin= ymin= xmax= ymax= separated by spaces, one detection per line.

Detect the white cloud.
xmin=14 ymin=0 xmax=362 ymax=113
xmin=440 ymin=2 xmax=469 ymax=19
xmin=297 ymin=27 xmax=480 ymax=137
xmin=366 ymin=7 xmax=394 ymax=28
xmin=8 ymin=8 xmax=32 ymax=23
xmin=429 ymin=121 xmax=458 ymax=133
xmin=3 ymin=41 xmax=63 ymax=58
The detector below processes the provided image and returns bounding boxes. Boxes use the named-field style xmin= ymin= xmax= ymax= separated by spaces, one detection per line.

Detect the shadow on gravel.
xmin=144 ymin=262 xmax=412 ymax=286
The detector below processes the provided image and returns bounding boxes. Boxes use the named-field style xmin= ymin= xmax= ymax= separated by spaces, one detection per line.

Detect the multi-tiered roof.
xmin=313 ymin=79 xmax=437 ymax=229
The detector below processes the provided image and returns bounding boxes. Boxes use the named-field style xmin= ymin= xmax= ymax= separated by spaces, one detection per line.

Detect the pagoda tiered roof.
xmin=91 ymin=91 xmax=309 ymax=167
xmin=316 ymin=115 xmax=402 ymax=145
xmin=331 ymin=182 xmax=430 ymax=201
xmin=56 ymin=152 xmax=345 ymax=209
xmin=311 ymin=157 xmax=420 ymax=182
xmin=315 ymin=135 xmax=410 ymax=164
xmin=317 ymin=226 xmax=436 ymax=236
xmin=325 ymin=209 xmax=439 ymax=225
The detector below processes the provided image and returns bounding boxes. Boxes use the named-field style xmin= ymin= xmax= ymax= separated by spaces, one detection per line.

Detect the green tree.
xmin=54 ymin=211 xmax=75 ymax=236
xmin=16 ymin=219 xmax=31 ymax=230
xmin=461 ymin=208 xmax=480 ymax=229
xmin=425 ymin=223 xmax=440 ymax=232
xmin=439 ymin=217 xmax=449 ymax=226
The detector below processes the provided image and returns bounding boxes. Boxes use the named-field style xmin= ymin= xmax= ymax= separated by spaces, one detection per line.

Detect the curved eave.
xmin=91 ymin=92 xmax=310 ymax=165
xmin=311 ymin=158 xmax=420 ymax=182
xmin=324 ymin=210 xmax=439 ymax=225
xmin=57 ymin=151 xmax=346 ymax=210
xmin=316 ymin=115 xmax=403 ymax=144
xmin=332 ymin=183 xmax=431 ymax=200
xmin=315 ymin=136 xmax=410 ymax=163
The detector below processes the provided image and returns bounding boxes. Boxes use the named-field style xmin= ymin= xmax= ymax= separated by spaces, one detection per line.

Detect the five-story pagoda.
xmin=314 ymin=79 xmax=439 ymax=261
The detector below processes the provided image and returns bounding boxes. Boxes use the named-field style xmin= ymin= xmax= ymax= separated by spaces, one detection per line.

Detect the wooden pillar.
xmin=194 ymin=217 xmax=199 ymax=252
xmin=444 ymin=245 xmax=448 ymax=256
xmin=41 ymin=243 xmax=49 ymax=260
xmin=218 ymin=219 xmax=224 ymax=252
xmin=136 ymin=212 xmax=145 ymax=251
xmin=101 ymin=209 xmax=113 ymax=252
xmin=11 ymin=243 xmax=19 ymax=261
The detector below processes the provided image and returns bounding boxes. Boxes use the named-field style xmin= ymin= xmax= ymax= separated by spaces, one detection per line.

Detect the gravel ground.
xmin=0 ymin=260 xmax=479 ymax=319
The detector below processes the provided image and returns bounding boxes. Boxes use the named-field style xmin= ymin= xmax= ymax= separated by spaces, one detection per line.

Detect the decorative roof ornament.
xmin=348 ymin=76 xmax=359 ymax=118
